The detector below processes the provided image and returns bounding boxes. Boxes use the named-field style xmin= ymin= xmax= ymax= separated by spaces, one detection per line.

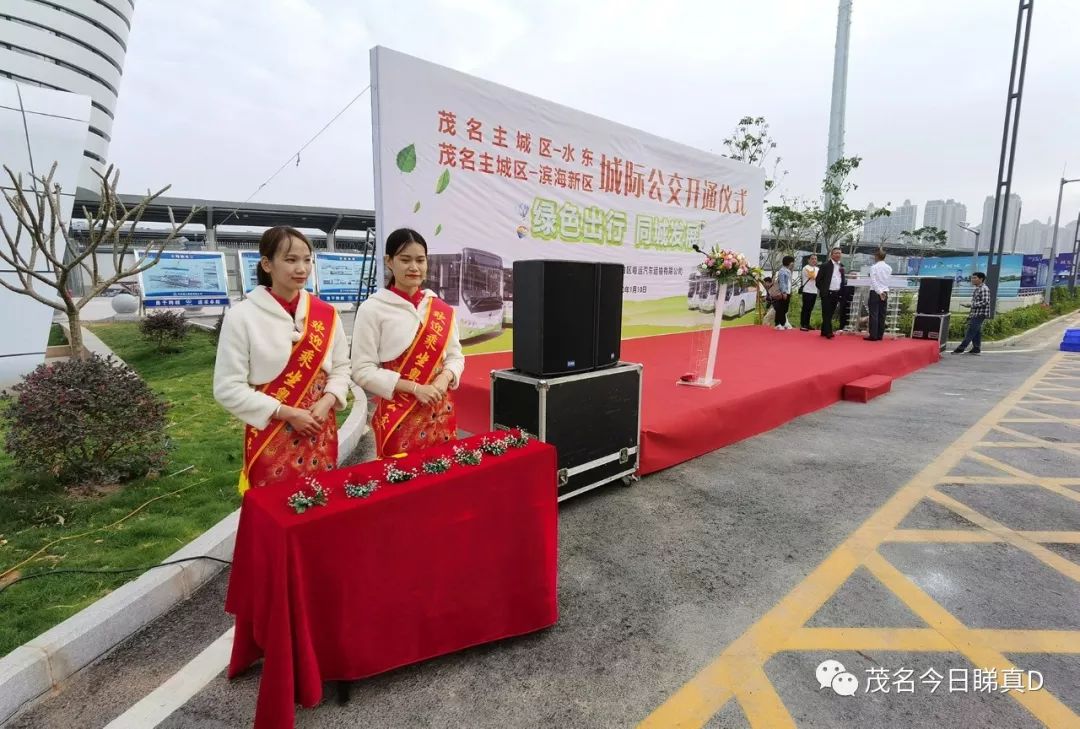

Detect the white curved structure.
xmin=0 ymin=0 xmax=135 ymax=190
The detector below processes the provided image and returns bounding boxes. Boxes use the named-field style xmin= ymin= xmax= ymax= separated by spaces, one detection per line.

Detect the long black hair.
xmin=256 ymin=226 xmax=313 ymax=287
xmin=384 ymin=228 xmax=428 ymax=287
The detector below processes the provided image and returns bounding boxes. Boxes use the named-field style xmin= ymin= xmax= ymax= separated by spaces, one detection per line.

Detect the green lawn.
xmin=48 ymin=324 xmax=67 ymax=347
xmin=0 ymin=324 xmax=356 ymax=656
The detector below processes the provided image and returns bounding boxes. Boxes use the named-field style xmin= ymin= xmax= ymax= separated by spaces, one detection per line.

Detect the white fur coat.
xmin=213 ymin=288 xmax=351 ymax=429
xmin=350 ymin=288 xmax=465 ymax=400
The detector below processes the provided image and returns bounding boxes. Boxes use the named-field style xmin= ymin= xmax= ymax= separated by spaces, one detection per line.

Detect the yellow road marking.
xmin=640 ymin=353 xmax=1079 ymax=728
xmin=864 ymin=553 xmax=1080 ymax=728
xmin=780 ymin=627 xmax=1080 ymax=653
xmin=885 ymin=529 xmax=1080 ymax=544
xmin=927 ymin=491 xmax=1080 ymax=583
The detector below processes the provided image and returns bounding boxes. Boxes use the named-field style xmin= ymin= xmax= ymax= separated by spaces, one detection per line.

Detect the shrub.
xmin=140 ymin=310 xmax=188 ymax=352
xmin=2 ymin=354 xmax=169 ymax=488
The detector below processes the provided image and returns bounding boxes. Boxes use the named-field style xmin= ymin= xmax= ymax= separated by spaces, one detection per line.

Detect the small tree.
xmin=814 ymin=156 xmax=890 ymax=257
xmin=0 ymin=163 xmax=198 ymax=357
xmin=900 ymin=226 xmax=948 ymax=273
xmin=722 ymin=116 xmax=787 ymax=202
xmin=765 ymin=198 xmax=816 ymax=274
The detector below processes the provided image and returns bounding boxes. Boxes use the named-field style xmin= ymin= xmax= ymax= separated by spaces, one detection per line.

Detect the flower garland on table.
xmin=287 ymin=478 xmax=330 ymax=514
xmin=384 ymin=462 xmax=418 ymax=484
xmin=698 ymin=247 xmax=764 ymax=289
xmin=421 ymin=456 xmax=453 ymax=475
xmin=283 ymin=430 xmax=535 ymax=514
xmin=344 ymin=479 xmax=379 ymax=499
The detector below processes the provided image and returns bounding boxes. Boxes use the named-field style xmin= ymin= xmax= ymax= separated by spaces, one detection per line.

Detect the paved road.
xmin=16 ymin=313 xmax=1080 ymax=728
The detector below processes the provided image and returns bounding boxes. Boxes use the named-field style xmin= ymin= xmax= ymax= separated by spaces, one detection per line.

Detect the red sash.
xmin=239 ymin=294 xmax=337 ymax=494
xmin=373 ymin=297 xmax=454 ymax=457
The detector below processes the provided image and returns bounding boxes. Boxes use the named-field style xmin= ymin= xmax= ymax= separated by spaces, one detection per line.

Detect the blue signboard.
xmin=906 ymin=254 xmax=1026 ymax=296
xmin=314 ymin=252 xmax=375 ymax=303
xmin=238 ymin=250 xmax=315 ymax=295
xmin=136 ymin=250 xmax=229 ymax=308
xmin=1053 ymin=252 xmax=1074 ymax=285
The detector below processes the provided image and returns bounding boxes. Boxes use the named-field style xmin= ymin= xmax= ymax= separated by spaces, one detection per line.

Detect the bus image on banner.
xmin=501 ymin=267 xmax=513 ymax=327
xmin=426 ymin=247 xmax=504 ymax=340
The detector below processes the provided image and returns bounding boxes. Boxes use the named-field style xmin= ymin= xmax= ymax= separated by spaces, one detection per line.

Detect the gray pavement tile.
xmin=878 ymin=543 xmax=1080 ymax=630
xmin=805 ymin=566 xmax=926 ymax=629
xmin=937 ymin=484 xmax=1080 ymax=532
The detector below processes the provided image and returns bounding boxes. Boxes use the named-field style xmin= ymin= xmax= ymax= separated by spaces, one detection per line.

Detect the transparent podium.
xmin=678 ymin=282 xmax=728 ymax=389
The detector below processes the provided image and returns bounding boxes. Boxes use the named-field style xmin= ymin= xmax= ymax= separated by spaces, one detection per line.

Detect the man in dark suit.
xmin=816 ymin=247 xmax=846 ymax=338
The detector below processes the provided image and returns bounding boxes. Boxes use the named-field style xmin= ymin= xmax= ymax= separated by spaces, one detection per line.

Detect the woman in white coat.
xmin=352 ymin=228 xmax=464 ymax=458
xmin=213 ymin=226 xmax=351 ymax=493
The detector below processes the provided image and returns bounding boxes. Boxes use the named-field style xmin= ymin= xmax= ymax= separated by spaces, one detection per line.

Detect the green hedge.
xmin=950 ymin=286 xmax=1080 ymax=341
xmin=775 ymin=286 xmax=1080 ymax=341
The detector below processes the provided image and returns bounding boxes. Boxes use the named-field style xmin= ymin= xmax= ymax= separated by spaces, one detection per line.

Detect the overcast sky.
xmin=107 ymin=0 xmax=1080 ymax=229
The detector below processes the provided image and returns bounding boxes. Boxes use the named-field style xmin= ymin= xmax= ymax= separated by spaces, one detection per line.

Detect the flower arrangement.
xmin=698 ymin=247 xmax=764 ymax=288
xmin=287 ymin=478 xmax=330 ymax=514
xmin=480 ymin=436 xmax=509 ymax=457
xmin=384 ymin=462 xmax=418 ymax=484
xmin=453 ymin=445 xmax=484 ymax=466
xmin=344 ymin=479 xmax=379 ymax=499
xmin=505 ymin=429 xmax=532 ymax=448
xmin=421 ymin=456 xmax=453 ymax=475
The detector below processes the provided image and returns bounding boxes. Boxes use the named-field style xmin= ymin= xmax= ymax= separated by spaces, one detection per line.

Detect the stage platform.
xmin=455 ymin=327 xmax=941 ymax=475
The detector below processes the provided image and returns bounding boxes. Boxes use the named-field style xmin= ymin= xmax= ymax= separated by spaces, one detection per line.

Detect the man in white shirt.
xmin=866 ymin=249 xmax=892 ymax=341
xmin=800 ymin=254 xmax=819 ymax=331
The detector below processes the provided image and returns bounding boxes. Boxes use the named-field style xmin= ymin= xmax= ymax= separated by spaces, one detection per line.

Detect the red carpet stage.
xmin=455 ymin=327 xmax=941 ymax=475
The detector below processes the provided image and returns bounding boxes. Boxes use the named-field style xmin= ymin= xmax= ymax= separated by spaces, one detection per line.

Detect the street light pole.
xmin=959 ymin=223 xmax=981 ymax=274
xmin=1071 ymin=209 xmax=1080 ymax=292
xmin=1044 ymin=176 xmax=1080 ymax=304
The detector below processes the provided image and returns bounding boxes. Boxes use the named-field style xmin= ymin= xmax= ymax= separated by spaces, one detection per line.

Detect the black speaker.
xmin=917 ymin=277 xmax=953 ymax=314
xmin=513 ymin=260 xmax=597 ymax=376
xmin=594 ymin=262 xmax=624 ymax=370
xmin=912 ymin=313 xmax=951 ymax=351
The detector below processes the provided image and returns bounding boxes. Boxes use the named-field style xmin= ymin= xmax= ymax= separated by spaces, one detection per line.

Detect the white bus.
xmin=501 ymin=267 xmax=514 ymax=327
xmin=426 ymin=248 xmax=505 ymax=340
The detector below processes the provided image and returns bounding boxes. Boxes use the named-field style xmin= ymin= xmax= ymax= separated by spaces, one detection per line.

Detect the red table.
xmin=225 ymin=433 xmax=559 ymax=729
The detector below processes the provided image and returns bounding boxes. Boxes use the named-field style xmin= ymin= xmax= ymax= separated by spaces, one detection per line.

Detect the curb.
xmin=0 ymin=332 xmax=369 ymax=726
xmin=980 ymin=309 xmax=1080 ymax=350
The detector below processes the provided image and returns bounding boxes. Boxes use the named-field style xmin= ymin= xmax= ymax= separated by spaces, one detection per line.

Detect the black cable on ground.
xmin=0 ymin=556 xmax=232 ymax=597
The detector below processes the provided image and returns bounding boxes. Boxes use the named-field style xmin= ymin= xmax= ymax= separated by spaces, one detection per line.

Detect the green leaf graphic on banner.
xmin=396 ymin=144 xmax=417 ymax=173
xmin=413 ymin=201 xmax=421 ymax=212
xmin=435 ymin=168 xmax=450 ymax=194
xmin=435 ymin=224 xmax=443 ymax=236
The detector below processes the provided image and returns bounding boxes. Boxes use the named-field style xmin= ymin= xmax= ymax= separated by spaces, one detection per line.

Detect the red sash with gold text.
xmin=239 ymin=294 xmax=337 ymax=494
xmin=373 ymin=297 xmax=454 ymax=457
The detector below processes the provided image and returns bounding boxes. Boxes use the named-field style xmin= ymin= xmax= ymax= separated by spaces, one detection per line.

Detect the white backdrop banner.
xmin=370 ymin=46 xmax=764 ymax=339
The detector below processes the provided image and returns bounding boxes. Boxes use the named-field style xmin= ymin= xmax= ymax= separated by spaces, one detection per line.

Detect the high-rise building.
xmin=1015 ymin=218 xmax=1055 ymax=255
xmin=923 ymin=199 xmax=968 ymax=248
xmin=862 ymin=199 xmax=918 ymax=245
xmin=0 ymin=0 xmax=136 ymax=191
xmin=979 ymin=194 xmax=1022 ymax=254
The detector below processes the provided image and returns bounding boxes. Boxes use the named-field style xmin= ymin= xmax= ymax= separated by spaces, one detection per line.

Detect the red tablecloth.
xmin=225 ymin=433 xmax=559 ymax=729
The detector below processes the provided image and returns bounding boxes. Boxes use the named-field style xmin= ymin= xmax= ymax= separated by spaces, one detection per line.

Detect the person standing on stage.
xmin=352 ymin=228 xmax=465 ymax=458
xmin=214 ymin=227 xmax=352 ymax=493
xmin=774 ymin=256 xmax=794 ymax=330
xmin=866 ymin=249 xmax=892 ymax=341
xmin=953 ymin=271 xmax=990 ymax=355
xmin=800 ymin=254 xmax=819 ymax=331
xmin=816 ymin=247 xmax=846 ymax=339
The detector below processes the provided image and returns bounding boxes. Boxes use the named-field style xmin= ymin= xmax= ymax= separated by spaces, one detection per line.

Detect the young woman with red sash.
xmin=213 ymin=227 xmax=351 ymax=493
xmin=351 ymin=228 xmax=464 ymax=458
